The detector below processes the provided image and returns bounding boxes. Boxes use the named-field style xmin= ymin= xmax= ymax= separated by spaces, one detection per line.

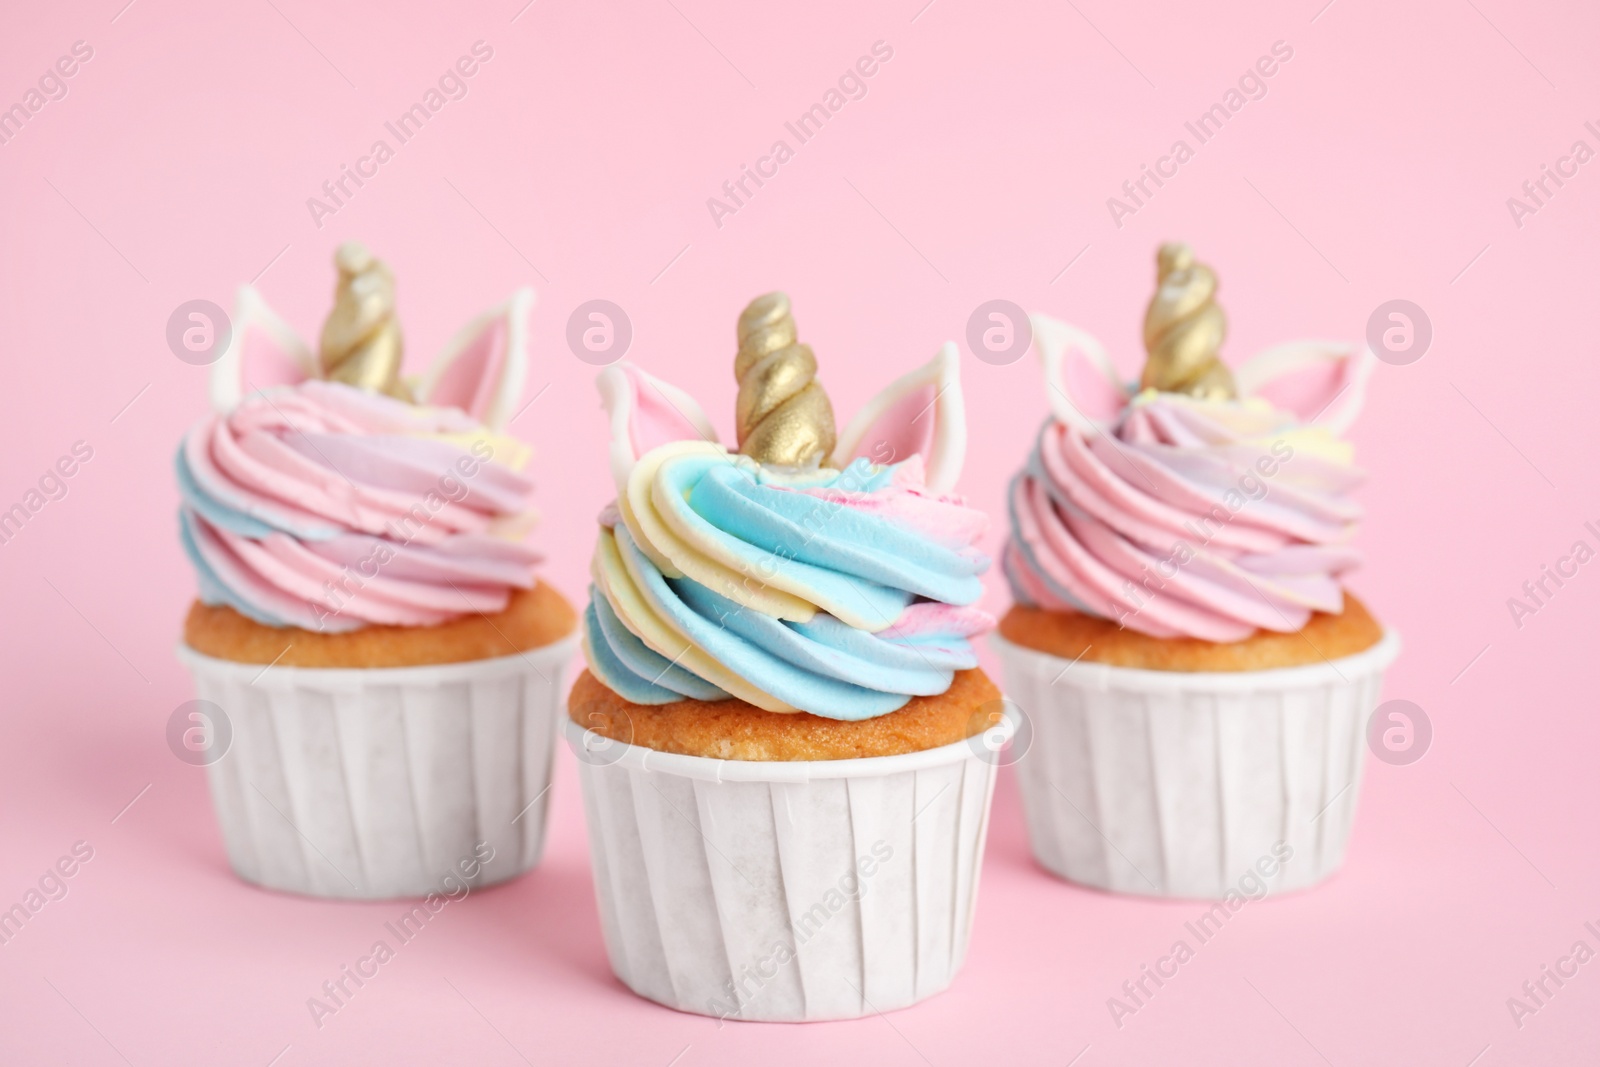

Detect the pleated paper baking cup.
xmin=176 ymin=633 xmax=579 ymax=900
xmin=991 ymin=631 xmax=1400 ymax=899
xmin=561 ymin=715 xmax=1009 ymax=1022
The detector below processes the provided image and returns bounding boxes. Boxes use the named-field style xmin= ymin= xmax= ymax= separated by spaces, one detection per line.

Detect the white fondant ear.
xmin=1031 ymin=313 xmax=1130 ymax=433
xmin=210 ymin=285 xmax=315 ymax=414
xmin=413 ymin=287 xmax=533 ymax=431
xmin=1235 ymin=340 xmax=1374 ymax=434
xmin=832 ymin=342 xmax=966 ymax=492
xmin=596 ymin=362 xmax=720 ymax=491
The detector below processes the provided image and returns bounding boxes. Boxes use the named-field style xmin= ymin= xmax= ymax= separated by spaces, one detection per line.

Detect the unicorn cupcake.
xmin=994 ymin=243 xmax=1400 ymax=899
xmin=175 ymin=243 xmax=578 ymax=899
xmin=566 ymin=293 xmax=1008 ymax=1021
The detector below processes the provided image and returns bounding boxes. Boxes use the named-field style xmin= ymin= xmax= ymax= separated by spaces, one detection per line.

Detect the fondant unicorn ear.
xmin=1031 ymin=313 xmax=1130 ymax=433
xmin=1234 ymin=340 xmax=1374 ymax=434
xmin=597 ymin=362 xmax=720 ymax=490
xmin=413 ymin=287 xmax=533 ymax=432
xmin=209 ymin=285 xmax=316 ymax=414
xmin=832 ymin=342 xmax=966 ymax=492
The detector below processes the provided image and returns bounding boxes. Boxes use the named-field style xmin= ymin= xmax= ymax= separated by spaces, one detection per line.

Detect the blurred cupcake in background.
xmin=175 ymin=243 xmax=578 ymax=899
xmin=567 ymin=292 xmax=1009 ymax=1021
xmin=994 ymin=243 xmax=1399 ymax=898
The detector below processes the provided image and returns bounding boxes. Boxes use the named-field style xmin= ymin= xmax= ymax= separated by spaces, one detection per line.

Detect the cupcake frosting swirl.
xmin=585 ymin=440 xmax=993 ymax=720
xmin=1005 ymin=391 xmax=1362 ymax=643
xmin=177 ymin=379 xmax=541 ymax=632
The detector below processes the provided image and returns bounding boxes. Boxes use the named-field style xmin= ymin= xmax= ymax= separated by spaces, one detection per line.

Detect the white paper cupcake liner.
xmin=991 ymin=630 xmax=1400 ymax=899
xmin=561 ymin=714 xmax=1008 ymax=1022
xmin=176 ymin=633 xmax=579 ymax=900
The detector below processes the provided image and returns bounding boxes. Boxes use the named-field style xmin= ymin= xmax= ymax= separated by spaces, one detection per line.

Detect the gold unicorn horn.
xmin=1140 ymin=242 xmax=1236 ymax=400
xmin=319 ymin=241 xmax=412 ymax=401
xmin=734 ymin=292 xmax=837 ymax=467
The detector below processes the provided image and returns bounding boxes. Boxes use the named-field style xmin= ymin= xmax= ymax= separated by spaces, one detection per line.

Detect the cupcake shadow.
xmin=446 ymin=859 xmax=617 ymax=990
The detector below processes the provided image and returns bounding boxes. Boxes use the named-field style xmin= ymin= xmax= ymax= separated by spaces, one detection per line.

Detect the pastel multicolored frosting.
xmin=178 ymin=380 xmax=540 ymax=632
xmin=1005 ymin=390 xmax=1363 ymax=643
xmin=584 ymin=441 xmax=993 ymax=720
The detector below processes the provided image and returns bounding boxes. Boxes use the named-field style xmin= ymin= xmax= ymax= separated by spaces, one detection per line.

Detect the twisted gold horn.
xmin=1140 ymin=242 xmax=1236 ymax=400
xmin=734 ymin=292 xmax=836 ymax=467
xmin=319 ymin=242 xmax=412 ymax=402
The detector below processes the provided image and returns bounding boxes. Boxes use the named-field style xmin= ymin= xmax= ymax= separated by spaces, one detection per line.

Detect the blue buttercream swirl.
xmin=583 ymin=441 xmax=993 ymax=720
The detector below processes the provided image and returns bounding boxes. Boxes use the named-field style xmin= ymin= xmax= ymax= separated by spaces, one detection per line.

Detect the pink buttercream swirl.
xmin=177 ymin=380 xmax=540 ymax=632
xmin=1004 ymin=392 xmax=1363 ymax=642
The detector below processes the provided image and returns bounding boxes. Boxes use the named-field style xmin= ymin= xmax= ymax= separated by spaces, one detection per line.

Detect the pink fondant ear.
xmin=414 ymin=288 xmax=532 ymax=431
xmin=210 ymin=286 xmax=315 ymax=414
xmin=596 ymin=362 xmax=720 ymax=490
xmin=833 ymin=343 xmax=966 ymax=492
xmin=1031 ymin=313 xmax=1130 ymax=433
xmin=1234 ymin=340 xmax=1373 ymax=433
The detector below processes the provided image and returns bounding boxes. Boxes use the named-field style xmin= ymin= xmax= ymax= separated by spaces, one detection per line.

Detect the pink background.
xmin=3 ymin=0 xmax=1599 ymax=1062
